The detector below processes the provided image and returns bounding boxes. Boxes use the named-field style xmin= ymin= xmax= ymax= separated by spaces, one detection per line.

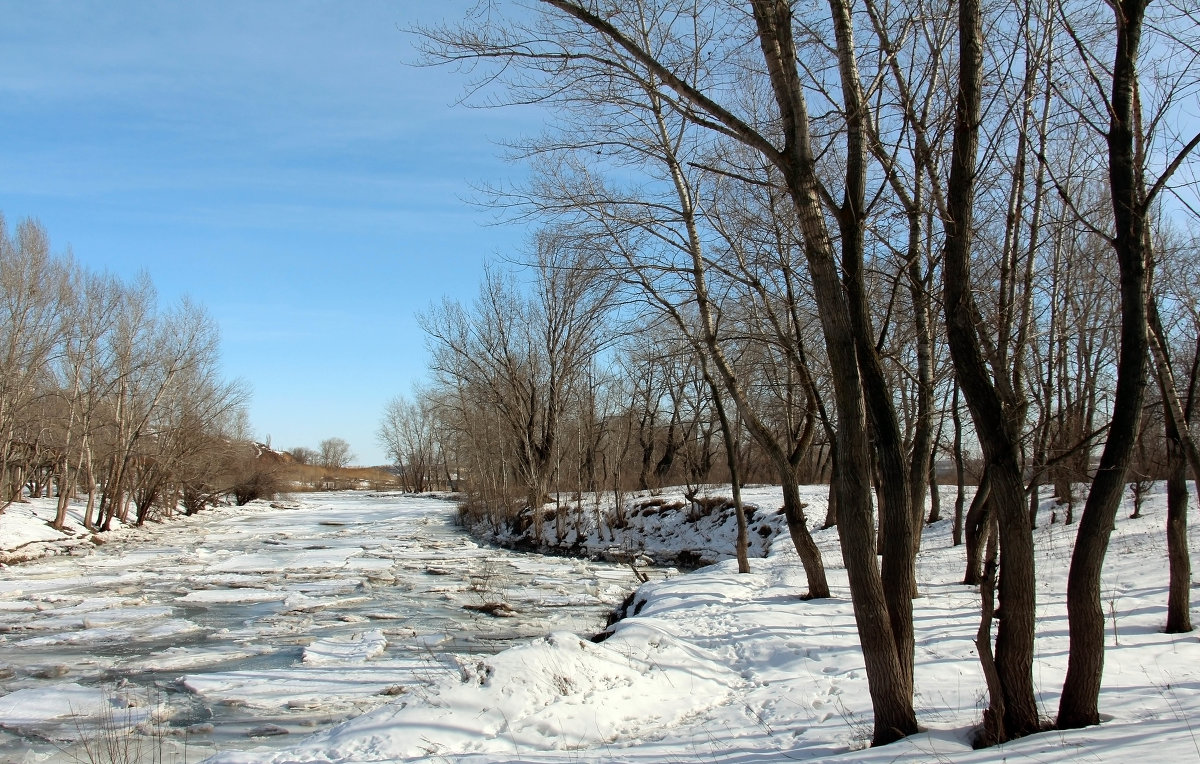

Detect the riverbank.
xmin=210 ymin=482 xmax=1200 ymax=764
xmin=461 ymin=485 xmax=793 ymax=570
xmin=0 ymin=494 xmax=275 ymax=565
xmin=5 ymin=486 xmax=1200 ymax=763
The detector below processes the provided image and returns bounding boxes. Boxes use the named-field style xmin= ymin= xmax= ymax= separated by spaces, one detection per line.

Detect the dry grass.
xmin=279 ymin=464 xmax=401 ymax=492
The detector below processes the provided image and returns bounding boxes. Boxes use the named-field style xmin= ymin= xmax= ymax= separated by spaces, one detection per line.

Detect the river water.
xmin=0 ymin=492 xmax=650 ymax=762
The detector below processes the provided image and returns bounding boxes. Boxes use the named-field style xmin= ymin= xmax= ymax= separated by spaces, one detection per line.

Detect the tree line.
xmin=0 ymin=215 xmax=277 ymax=529
xmin=382 ymin=0 xmax=1200 ymax=749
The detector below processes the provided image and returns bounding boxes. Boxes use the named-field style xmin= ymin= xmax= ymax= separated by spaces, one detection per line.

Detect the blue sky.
xmin=0 ymin=1 xmax=539 ymax=465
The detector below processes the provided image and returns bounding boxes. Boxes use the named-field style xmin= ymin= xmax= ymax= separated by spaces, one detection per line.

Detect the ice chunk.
xmin=302 ymin=629 xmax=387 ymax=665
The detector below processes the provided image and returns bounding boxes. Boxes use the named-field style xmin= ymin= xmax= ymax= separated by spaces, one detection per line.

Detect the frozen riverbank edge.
xmin=0 ymin=495 xmax=273 ymax=566
xmin=458 ymin=486 xmax=791 ymax=573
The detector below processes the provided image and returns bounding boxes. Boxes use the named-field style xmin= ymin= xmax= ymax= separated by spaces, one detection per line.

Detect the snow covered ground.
xmin=2 ymin=485 xmax=1199 ymax=763
xmin=473 ymin=487 xmax=789 ymax=568
xmin=208 ymin=484 xmax=1200 ymax=764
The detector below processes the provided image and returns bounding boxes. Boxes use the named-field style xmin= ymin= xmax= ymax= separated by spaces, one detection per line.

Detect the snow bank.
xmin=0 ymin=494 xmax=272 ymax=565
xmin=212 ymin=627 xmax=739 ymax=763
xmin=0 ymin=500 xmax=94 ymax=564
xmin=5 ymin=487 xmax=1199 ymax=763
xmin=475 ymin=486 xmax=791 ymax=568
xmin=208 ymin=484 xmax=1200 ymax=763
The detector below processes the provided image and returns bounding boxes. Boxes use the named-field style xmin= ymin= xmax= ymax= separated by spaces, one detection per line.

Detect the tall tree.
xmin=424 ymin=0 xmax=919 ymax=743
xmin=379 ymin=390 xmax=440 ymax=492
xmin=421 ymin=233 xmax=613 ymax=534
xmin=0 ymin=217 xmax=71 ymax=507
xmin=940 ymin=0 xmax=1040 ymax=741
xmin=1059 ymin=0 xmax=1200 ymax=728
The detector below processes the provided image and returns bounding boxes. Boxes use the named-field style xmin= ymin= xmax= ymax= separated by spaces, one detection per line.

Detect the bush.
xmin=230 ymin=467 xmax=282 ymax=505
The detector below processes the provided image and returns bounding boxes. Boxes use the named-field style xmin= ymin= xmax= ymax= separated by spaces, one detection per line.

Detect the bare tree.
xmin=421 ymin=0 xmax=922 ymax=743
xmin=1058 ymin=0 xmax=1200 ymax=730
xmin=288 ymin=446 xmax=318 ymax=465
xmin=940 ymin=0 xmax=1041 ymax=740
xmin=378 ymin=390 xmax=439 ymax=492
xmin=1148 ymin=229 xmax=1200 ymax=633
xmin=0 ymin=216 xmax=71 ymax=507
xmin=421 ymin=233 xmax=613 ymax=536
xmin=318 ymin=437 xmax=355 ymax=470
xmin=0 ymin=211 xmax=253 ymax=528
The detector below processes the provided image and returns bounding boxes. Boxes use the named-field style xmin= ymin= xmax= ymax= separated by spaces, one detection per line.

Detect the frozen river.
xmin=0 ymin=492 xmax=650 ymax=762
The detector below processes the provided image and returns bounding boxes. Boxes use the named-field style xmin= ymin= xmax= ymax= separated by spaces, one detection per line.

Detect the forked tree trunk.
xmin=753 ymin=0 xmax=916 ymax=742
xmin=942 ymin=0 xmax=1039 ymax=740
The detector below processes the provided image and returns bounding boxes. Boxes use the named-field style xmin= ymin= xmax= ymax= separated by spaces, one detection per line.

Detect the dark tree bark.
xmin=1163 ymin=420 xmax=1192 ymax=633
xmin=941 ymin=0 xmax=1039 ymax=739
xmin=1058 ymin=0 xmax=1152 ymax=731
xmin=1148 ymin=290 xmax=1200 ymax=633
xmin=974 ymin=515 xmax=1005 ymax=746
xmin=705 ymin=366 xmax=750 ymax=573
xmin=952 ymin=384 xmax=966 ymax=547
xmin=962 ymin=469 xmax=992 ymax=587
xmin=927 ymin=446 xmax=942 ymax=525
xmin=750 ymin=0 xmax=917 ymax=742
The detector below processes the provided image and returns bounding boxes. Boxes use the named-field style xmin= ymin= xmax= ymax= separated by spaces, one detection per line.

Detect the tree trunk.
xmin=941 ymin=0 xmax=1039 ymax=739
xmin=752 ymin=0 xmax=916 ymax=741
xmin=707 ymin=373 xmax=749 ymax=573
xmin=927 ymin=443 xmax=942 ymax=524
xmin=1059 ymin=0 xmax=1151 ymax=730
xmin=974 ymin=515 xmax=1005 ymax=746
xmin=1164 ymin=426 xmax=1192 ymax=633
xmin=823 ymin=447 xmax=839 ymax=529
xmin=962 ymin=470 xmax=992 ymax=586
xmin=1148 ymin=288 xmax=1200 ymax=634
xmin=953 ymin=385 xmax=966 ymax=547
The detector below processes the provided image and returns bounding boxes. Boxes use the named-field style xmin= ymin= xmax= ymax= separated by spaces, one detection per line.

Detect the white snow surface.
xmin=202 ymin=484 xmax=1200 ymax=764
xmin=0 ymin=683 xmax=153 ymax=740
xmin=0 ymin=683 xmax=111 ymax=727
xmin=302 ymin=630 xmax=389 ymax=665
xmin=2 ymin=485 xmax=1199 ymax=763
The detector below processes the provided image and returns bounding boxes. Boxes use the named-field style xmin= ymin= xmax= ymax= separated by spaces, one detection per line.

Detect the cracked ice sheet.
xmin=120 ymin=644 xmax=276 ymax=672
xmin=203 ymin=485 xmax=1200 ymax=764
xmin=0 ymin=683 xmax=150 ymax=739
xmin=22 ymin=603 xmax=175 ymax=632
xmin=179 ymin=588 xmax=288 ymax=604
xmin=181 ymin=662 xmax=425 ymax=711
xmin=209 ymin=547 xmax=363 ymax=573
xmin=16 ymin=617 xmax=202 ymax=647
xmin=0 ymin=684 xmax=109 ymax=727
